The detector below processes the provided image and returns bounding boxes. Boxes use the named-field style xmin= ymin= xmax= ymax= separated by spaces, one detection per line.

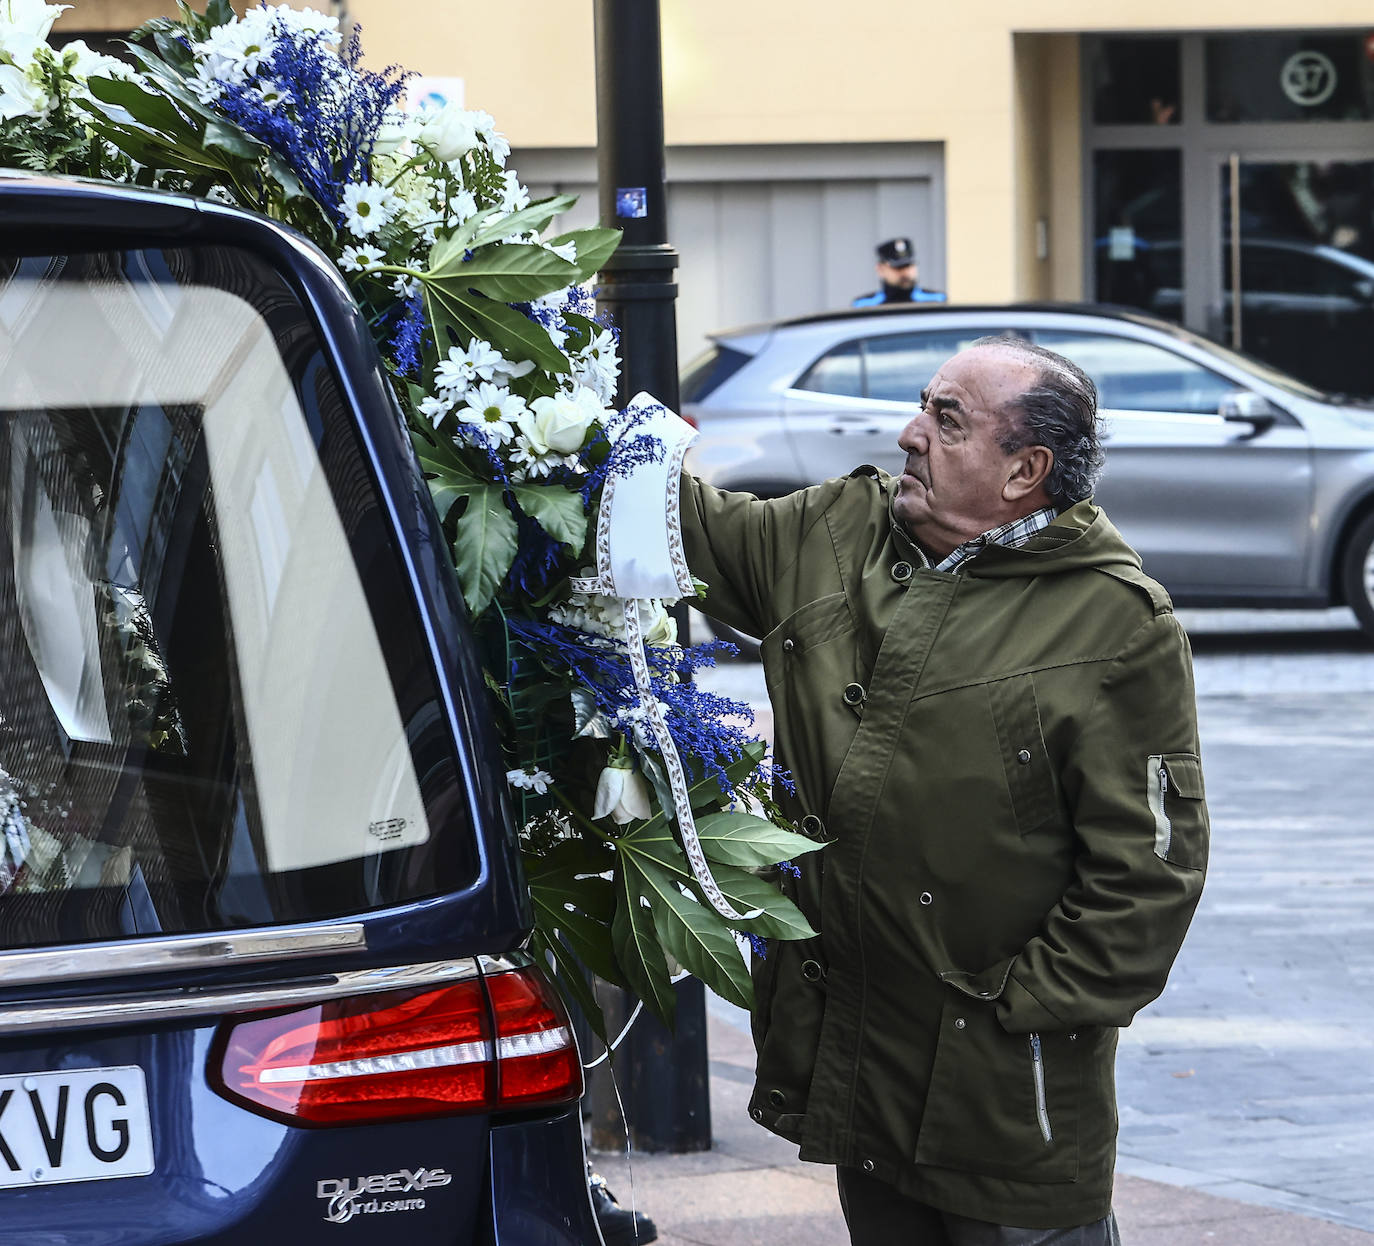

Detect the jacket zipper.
xmin=1029 ymin=1033 xmax=1053 ymax=1145
xmin=1159 ymin=764 xmax=1170 ymax=829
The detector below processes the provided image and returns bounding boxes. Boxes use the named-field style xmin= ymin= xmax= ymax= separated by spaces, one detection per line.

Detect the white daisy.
xmin=506 ymin=767 xmax=553 ymax=795
xmin=418 ymin=394 xmax=452 ymax=428
xmin=338 ymin=243 xmax=385 ymax=273
xmin=544 ymin=239 xmax=577 ymax=264
xmin=498 ymin=170 xmax=530 ymax=214
xmin=341 ymin=181 xmax=398 ymax=236
xmin=390 ymin=273 xmax=421 ymax=299
xmin=471 ymin=110 xmax=511 ymax=166
xmin=435 ymin=338 xmax=504 ymax=395
xmin=454 ymin=383 xmax=527 ymax=446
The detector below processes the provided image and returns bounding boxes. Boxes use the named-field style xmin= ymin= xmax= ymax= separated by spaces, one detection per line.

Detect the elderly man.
xmin=679 ymin=337 xmax=1208 ymax=1244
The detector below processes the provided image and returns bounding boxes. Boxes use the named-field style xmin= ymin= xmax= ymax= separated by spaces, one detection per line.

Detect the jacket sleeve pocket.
xmin=1148 ymin=752 xmax=1207 ymax=871
xmin=987 ymin=674 xmax=1062 ymax=836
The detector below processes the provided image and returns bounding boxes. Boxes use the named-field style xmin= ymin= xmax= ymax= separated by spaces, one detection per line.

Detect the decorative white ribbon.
xmin=572 ymin=392 xmax=759 ymax=923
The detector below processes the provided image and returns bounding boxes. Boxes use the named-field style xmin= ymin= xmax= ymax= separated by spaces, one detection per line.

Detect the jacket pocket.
xmin=987 ymin=674 xmax=1061 ymax=836
xmin=1148 ymin=752 xmax=1207 ymax=871
xmin=763 ymin=591 xmax=855 ymax=658
xmin=914 ymin=995 xmax=1081 ymax=1183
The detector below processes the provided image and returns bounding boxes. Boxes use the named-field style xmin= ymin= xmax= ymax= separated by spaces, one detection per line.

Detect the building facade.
xmin=57 ymin=1 xmax=1374 ymax=376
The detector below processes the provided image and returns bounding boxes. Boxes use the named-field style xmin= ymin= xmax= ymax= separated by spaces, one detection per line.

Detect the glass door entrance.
xmin=1218 ymin=157 xmax=1374 ymax=397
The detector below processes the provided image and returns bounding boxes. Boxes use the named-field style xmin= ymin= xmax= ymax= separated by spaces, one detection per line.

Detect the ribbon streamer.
xmin=573 ymin=393 xmax=759 ymax=923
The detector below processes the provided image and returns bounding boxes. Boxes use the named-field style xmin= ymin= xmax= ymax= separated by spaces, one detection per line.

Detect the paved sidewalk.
xmin=591 ymin=1005 xmax=1374 ymax=1244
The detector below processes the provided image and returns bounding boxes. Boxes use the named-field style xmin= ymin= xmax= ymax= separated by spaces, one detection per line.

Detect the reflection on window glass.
xmin=1093 ymin=150 xmax=1183 ymax=322
xmin=1091 ymin=37 xmax=1182 ymax=125
xmin=1207 ymin=33 xmax=1374 ymax=123
xmin=0 ymin=247 xmax=477 ymax=946
xmin=796 ymin=339 xmax=864 ymax=397
xmin=1033 ymin=330 xmax=1235 ymax=415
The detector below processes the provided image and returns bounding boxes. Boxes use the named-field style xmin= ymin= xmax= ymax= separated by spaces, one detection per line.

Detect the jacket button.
xmin=842 ymin=682 xmax=866 ymax=706
xmin=768 ymin=1089 xmax=786 ymax=1110
xmin=919 ymin=891 xmax=933 ymax=906
xmin=801 ymin=814 xmax=825 ymax=838
xmin=954 ymin=1017 xmax=966 ymax=1029
xmin=890 ymin=561 xmax=913 ymax=583
xmin=1017 ymin=749 xmax=1032 ymax=765
xmin=782 ymin=638 xmax=795 ymax=652
xmin=750 ymin=1107 xmax=764 ymax=1121
xmin=861 ymin=1159 xmax=876 ymax=1173
xmin=801 ymin=959 xmax=823 ymax=982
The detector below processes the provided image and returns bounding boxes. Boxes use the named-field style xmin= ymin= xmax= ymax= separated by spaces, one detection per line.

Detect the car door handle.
xmin=827 ymin=423 xmax=881 ymax=436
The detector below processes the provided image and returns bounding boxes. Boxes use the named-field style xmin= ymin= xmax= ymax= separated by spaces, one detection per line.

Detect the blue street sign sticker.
xmin=615 ymin=187 xmax=648 ymax=219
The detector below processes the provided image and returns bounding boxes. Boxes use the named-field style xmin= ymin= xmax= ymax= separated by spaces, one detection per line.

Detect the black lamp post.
xmin=588 ymin=0 xmax=712 ymax=1155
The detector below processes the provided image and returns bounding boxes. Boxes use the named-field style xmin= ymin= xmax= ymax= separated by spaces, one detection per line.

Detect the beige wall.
xmin=59 ymin=0 xmax=1374 ymax=304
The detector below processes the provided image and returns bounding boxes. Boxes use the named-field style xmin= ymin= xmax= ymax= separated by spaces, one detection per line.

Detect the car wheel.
xmin=1341 ymin=510 xmax=1374 ymax=642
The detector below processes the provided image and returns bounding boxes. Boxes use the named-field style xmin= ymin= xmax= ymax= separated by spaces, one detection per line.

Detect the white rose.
xmin=0 ymin=61 xmax=50 ymax=121
xmin=593 ymin=763 xmax=653 ymax=826
xmin=639 ymin=600 xmax=678 ymax=648
xmin=417 ymin=103 xmax=480 ymax=163
xmin=1 ymin=0 xmax=69 ymax=40
xmin=524 ymin=390 xmax=601 ymax=455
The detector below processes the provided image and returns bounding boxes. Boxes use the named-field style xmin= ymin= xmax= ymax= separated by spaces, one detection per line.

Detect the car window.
xmin=795 ymin=328 xmax=1022 ymax=402
xmin=862 ymin=330 xmax=1006 ymax=403
xmin=680 ymin=343 xmax=753 ymax=403
xmin=1032 ymin=329 xmax=1236 ymax=415
xmin=794 ymin=339 xmax=864 ymax=398
xmin=0 ymin=245 xmax=479 ymax=945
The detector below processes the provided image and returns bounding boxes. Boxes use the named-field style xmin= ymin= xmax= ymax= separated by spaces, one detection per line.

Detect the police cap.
xmin=876 ymin=237 xmax=916 ymax=267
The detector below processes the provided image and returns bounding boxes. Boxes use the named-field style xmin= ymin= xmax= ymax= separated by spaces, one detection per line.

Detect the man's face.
xmin=878 ymin=260 xmax=918 ymax=291
xmin=893 ymin=346 xmax=1044 ymax=559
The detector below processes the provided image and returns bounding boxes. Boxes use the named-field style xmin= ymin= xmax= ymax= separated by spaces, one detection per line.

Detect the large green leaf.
xmin=428 ymin=207 xmax=503 ymax=273
xmin=462 ymin=194 xmax=578 ymax=251
xmin=510 ymin=483 xmax=588 ymax=552
xmin=424 ymin=281 xmax=569 ymax=375
xmin=617 ymin=821 xmax=816 ymax=941
xmin=634 ymin=856 xmax=753 ymax=1011
xmin=612 ymin=865 xmax=676 ymax=1026
xmin=547 ymin=227 xmax=622 ymax=282
xmin=85 ymin=76 xmax=194 ymax=139
xmin=409 ymin=426 xmax=486 ymax=522
xmin=203 ymin=119 xmax=262 ymax=161
xmin=449 ymin=242 xmax=581 ymax=306
xmin=694 ymin=810 xmax=824 ymax=870
xmin=449 ymin=482 xmax=518 ymax=616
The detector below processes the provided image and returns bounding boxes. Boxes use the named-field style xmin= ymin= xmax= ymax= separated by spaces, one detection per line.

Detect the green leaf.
xmin=634 ymin=856 xmax=753 ymax=1011
xmin=570 ymin=688 xmax=611 ymax=739
xmin=449 ymin=482 xmax=518 ymax=617
xmin=463 ymin=194 xmax=579 ymax=250
xmin=423 ymin=281 xmax=570 ymax=375
xmin=694 ymin=810 xmax=825 ymax=870
xmin=428 ymin=206 xmax=503 ymax=272
xmin=448 ymin=241 xmax=581 ymax=305
xmin=548 ymin=226 xmax=622 ymax=282
xmin=203 ymin=119 xmax=262 ymax=160
xmin=528 ymin=848 xmax=623 ymax=987
xmin=409 ymin=426 xmax=487 ymax=521
xmin=617 ymin=821 xmax=816 ymax=941
xmin=612 ymin=864 xmax=676 ymax=1027
xmin=510 ymin=483 xmax=588 ymax=551
xmin=85 ymin=76 xmax=196 ymax=140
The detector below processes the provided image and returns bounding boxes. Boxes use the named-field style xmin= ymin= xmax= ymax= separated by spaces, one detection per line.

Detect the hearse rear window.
xmin=0 ymin=246 xmax=478 ymax=944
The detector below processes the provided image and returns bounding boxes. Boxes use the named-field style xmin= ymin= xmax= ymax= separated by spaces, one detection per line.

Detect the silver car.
xmin=681 ymin=303 xmax=1374 ymax=639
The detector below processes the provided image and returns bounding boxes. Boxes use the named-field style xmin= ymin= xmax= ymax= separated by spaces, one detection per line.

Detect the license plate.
xmin=0 ymin=1066 xmax=154 ymax=1188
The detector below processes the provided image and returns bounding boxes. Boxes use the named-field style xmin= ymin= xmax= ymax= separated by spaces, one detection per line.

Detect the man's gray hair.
xmin=971 ymin=335 xmax=1104 ymax=508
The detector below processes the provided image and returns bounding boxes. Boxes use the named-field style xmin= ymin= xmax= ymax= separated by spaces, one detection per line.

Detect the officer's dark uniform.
xmin=853 ymin=236 xmax=947 ymax=307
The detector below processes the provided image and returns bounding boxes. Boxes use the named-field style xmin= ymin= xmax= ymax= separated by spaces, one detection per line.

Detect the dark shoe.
xmin=589 ymin=1171 xmax=658 ymax=1246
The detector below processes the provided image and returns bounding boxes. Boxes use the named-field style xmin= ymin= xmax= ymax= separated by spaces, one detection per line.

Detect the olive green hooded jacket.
xmin=680 ymin=467 xmax=1208 ymax=1230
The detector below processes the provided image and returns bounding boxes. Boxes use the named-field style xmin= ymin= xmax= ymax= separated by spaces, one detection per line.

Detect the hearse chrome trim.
xmin=0 ymin=923 xmax=369 ymax=989
xmin=0 ymin=955 xmax=531 ymax=1036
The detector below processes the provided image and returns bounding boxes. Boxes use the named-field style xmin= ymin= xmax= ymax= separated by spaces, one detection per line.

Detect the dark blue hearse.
xmin=0 ymin=175 xmax=599 ymax=1244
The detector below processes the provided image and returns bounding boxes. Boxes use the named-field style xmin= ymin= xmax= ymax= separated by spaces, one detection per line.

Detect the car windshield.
xmin=0 ymin=245 xmax=478 ymax=946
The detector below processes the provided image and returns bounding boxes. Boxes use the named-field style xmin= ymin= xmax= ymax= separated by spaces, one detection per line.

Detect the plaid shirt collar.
xmin=929 ymin=507 xmax=1059 ymax=574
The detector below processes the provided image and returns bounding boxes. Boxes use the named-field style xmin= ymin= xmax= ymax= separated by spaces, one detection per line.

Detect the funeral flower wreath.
xmin=0 ymin=0 xmax=820 ymax=1035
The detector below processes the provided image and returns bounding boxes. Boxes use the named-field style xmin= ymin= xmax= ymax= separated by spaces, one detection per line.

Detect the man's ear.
xmin=1004 ymin=445 xmax=1054 ymax=502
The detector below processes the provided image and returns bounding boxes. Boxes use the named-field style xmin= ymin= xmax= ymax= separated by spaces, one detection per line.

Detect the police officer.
xmin=852 ymin=237 xmax=946 ymax=307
